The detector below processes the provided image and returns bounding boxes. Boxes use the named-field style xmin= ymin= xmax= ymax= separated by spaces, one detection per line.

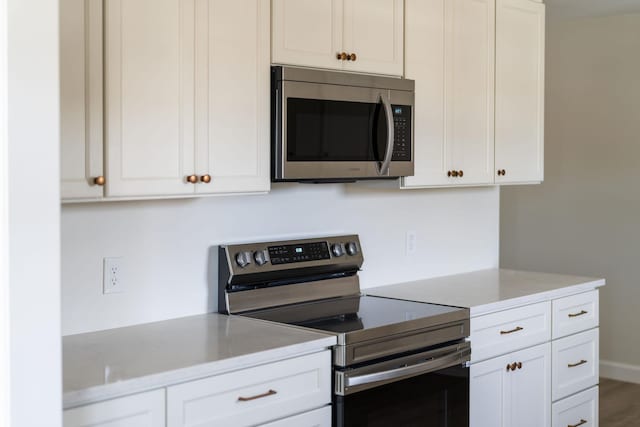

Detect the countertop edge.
xmin=63 ymin=335 xmax=336 ymax=410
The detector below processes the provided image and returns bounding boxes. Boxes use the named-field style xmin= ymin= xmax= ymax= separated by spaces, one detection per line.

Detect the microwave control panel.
xmin=392 ymin=105 xmax=412 ymax=161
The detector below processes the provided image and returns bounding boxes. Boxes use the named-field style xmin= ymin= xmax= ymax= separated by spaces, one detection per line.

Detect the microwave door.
xmin=375 ymin=93 xmax=394 ymax=177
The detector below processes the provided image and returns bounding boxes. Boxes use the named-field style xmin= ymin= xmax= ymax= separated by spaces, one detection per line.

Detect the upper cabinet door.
xmin=495 ymin=0 xmax=545 ymax=184
xmin=401 ymin=0 xmax=449 ymax=188
xmin=104 ymin=0 xmax=196 ymax=197
xmin=342 ymin=0 xmax=404 ymax=76
xmin=194 ymin=0 xmax=270 ymax=194
xmin=60 ymin=0 xmax=104 ymax=200
xmin=272 ymin=0 xmax=343 ymax=71
xmin=445 ymin=0 xmax=495 ymax=186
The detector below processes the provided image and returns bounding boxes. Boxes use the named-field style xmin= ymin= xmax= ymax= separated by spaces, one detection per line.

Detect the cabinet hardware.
xmin=568 ymin=359 xmax=587 ymax=368
xmin=93 ymin=176 xmax=105 ymax=186
xmin=200 ymin=174 xmax=212 ymax=183
xmin=497 ymin=169 xmax=506 ymax=176
xmin=237 ymin=389 xmax=277 ymax=402
xmin=517 ymin=362 xmax=522 ymax=369
xmin=506 ymin=361 xmax=523 ymax=372
xmin=458 ymin=170 xmax=464 ymax=177
xmin=568 ymin=310 xmax=588 ymax=318
xmin=186 ymin=175 xmax=198 ymax=184
xmin=337 ymin=52 xmax=348 ymax=60
xmin=568 ymin=419 xmax=587 ymax=427
xmin=348 ymin=53 xmax=357 ymax=61
xmin=500 ymin=326 xmax=523 ymax=335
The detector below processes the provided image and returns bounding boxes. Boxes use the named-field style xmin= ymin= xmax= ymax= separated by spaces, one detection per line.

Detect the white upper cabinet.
xmin=60 ymin=0 xmax=104 ymax=200
xmin=402 ymin=0 xmax=495 ymax=188
xmin=495 ymin=0 xmax=545 ymax=184
xmin=272 ymin=0 xmax=404 ymax=76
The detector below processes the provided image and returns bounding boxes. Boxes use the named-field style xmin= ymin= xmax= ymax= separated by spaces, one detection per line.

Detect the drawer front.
xmin=552 ymin=290 xmax=599 ymax=339
xmin=552 ymin=329 xmax=599 ymax=401
xmin=471 ymin=301 xmax=551 ymax=362
xmin=552 ymin=386 xmax=598 ymax=427
xmin=167 ymin=350 xmax=331 ymax=427
xmin=260 ymin=406 xmax=331 ymax=427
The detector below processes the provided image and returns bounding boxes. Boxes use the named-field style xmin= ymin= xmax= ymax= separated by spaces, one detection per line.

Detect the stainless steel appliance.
xmin=271 ymin=66 xmax=415 ymax=182
xmin=218 ymin=235 xmax=470 ymax=427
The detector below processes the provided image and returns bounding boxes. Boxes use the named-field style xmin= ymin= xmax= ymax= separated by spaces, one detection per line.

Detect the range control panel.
xmin=222 ymin=235 xmax=363 ymax=275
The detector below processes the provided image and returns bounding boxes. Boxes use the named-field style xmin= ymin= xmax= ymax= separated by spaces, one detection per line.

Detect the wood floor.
xmin=600 ymin=378 xmax=640 ymax=426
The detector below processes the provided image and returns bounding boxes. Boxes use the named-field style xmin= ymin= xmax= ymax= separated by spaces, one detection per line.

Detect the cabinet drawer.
xmin=552 ymin=386 xmax=598 ymax=427
xmin=552 ymin=329 xmax=599 ymax=401
xmin=552 ymin=291 xmax=599 ymax=339
xmin=167 ymin=350 xmax=331 ymax=427
xmin=470 ymin=301 xmax=551 ymax=362
xmin=261 ymin=406 xmax=331 ymax=427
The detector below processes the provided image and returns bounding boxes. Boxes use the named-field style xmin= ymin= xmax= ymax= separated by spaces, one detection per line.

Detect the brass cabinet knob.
xmin=458 ymin=170 xmax=464 ymax=177
xmin=200 ymin=174 xmax=212 ymax=183
xmin=497 ymin=169 xmax=506 ymax=176
xmin=517 ymin=362 xmax=522 ymax=370
xmin=337 ymin=52 xmax=348 ymax=60
xmin=447 ymin=171 xmax=452 ymax=177
xmin=93 ymin=176 xmax=106 ymax=186
xmin=186 ymin=175 xmax=198 ymax=184
xmin=452 ymin=171 xmax=459 ymax=177
xmin=348 ymin=53 xmax=357 ymax=61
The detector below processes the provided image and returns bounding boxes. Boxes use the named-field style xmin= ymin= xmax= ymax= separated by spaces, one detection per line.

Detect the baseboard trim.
xmin=600 ymin=360 xmax=640 ymax=384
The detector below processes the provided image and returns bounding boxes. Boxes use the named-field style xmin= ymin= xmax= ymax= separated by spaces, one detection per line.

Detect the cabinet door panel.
xmin=508 ymin=343 xmax=551 ymax=427
xmin=195 ymin=0 xmax=270 ymax=194
xmin=400 ymin=0 xmax=449 ymax=188
xmin=272 ymin=0 xmax=343 ymax=70
xmin=261 ymin=406 xmax=332 ymax=427
xmin=60 ymin=0 xmax=103 ymax=200
xmin=105 ymin=0 xmax=195 ymax=197
xmin=445 ymin=0 xmax=495 ymax=185
xmin=470 ymin=353 xmax=510 ymax=427
xmin=342 ymin=0 xmax=403 ymax=76
xmin=495 ymin=0 xmax=545 ymax=184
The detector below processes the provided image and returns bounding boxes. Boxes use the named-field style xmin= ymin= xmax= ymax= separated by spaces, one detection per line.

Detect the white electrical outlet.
xmin=406 ymin=231 xmax=417 ymax=255
xmin=103 ymin=257 xmax=124 ymax=294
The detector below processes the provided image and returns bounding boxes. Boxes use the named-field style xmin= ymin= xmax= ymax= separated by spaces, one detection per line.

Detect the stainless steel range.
xmin=218 ymin=235 xmax=471 ymax=427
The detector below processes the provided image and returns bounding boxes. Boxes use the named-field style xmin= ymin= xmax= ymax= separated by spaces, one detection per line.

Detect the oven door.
xmin=334 ymin=342 xmax=470 ymax=427
xmin=274 ymin=80 xmax=413 ymax=181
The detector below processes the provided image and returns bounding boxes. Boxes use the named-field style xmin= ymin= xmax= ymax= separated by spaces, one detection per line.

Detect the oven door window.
xmin=334 ymin=365 xmax=469 ymax=427
xmin=286 ymin=98 xmax=388 ymax=162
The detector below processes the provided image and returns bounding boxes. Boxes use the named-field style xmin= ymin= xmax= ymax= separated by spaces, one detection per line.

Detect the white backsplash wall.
xmin=62 ymin=183 xmax=499 ymax=335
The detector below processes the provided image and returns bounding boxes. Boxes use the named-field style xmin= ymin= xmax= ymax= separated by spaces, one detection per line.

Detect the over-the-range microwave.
xmin=271 ymin=66 xmax=415 ymax=182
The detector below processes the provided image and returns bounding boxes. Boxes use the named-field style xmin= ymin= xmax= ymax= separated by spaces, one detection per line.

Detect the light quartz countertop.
xmin=63 ymin=313 xmax=336 ymax=409
xmin=366 ymin=269 xmax=605 ymax=317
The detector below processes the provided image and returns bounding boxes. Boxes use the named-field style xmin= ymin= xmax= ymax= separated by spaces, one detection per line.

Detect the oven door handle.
xmin=377 ymin=93 xmax=394 ymax=176
xmin=345 ymin=346 xmax=471 ymax=390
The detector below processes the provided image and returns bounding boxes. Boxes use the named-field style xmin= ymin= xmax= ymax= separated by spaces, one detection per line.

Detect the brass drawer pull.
xmin=568 ymin=419 xmax=587 ymax=427
xmin=500 ymin=326 xmax=523 ymax=335
xmin=568 ymin=310 xmax=588 ymax=318
xmin=568 ymin=359 xmax=587 ymax=368
xmin=506 ymin=362 xmax=523 ymax=372
xmin=237 ymin=389 xmax=277 ymax=402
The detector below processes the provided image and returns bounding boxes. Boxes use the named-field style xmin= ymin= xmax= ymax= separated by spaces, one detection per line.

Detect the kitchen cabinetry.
xmin=402 ymin=0 xmax=545 ymax=189
xmin=60 ymin=0 xmax=270 ymax=201
xmin=271 ymin=0 xmax=403 ymax=76
xmin=63 ymin=389 xmax=165 ymax=427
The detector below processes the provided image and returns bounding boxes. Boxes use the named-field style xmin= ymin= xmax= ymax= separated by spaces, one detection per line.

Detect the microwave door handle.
xmin=378 ymin=94 xmax=395 ymax=176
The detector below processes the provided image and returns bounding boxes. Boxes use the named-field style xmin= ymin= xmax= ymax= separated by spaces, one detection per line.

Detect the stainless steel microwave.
xmin=271 ymin=66 xmax=415 ymax=182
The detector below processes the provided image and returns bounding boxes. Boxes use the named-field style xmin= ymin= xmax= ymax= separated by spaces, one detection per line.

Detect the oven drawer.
xmin=552 ymin=386 xmax=598 ymax=427
xmin=552 ymin=291 xmax=599 ymax=339
xmin=166 ymin=351 xmax=331 ymax=427
xmin=552 ymin=329 xmax=599 ymax=402
xmin=470 ymin=301 xmax=551 ymax=362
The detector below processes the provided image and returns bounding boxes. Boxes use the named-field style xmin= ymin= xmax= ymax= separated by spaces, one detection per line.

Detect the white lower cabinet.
xmin=63 ymin=389 xmax=165 ymax=427
xmin=260 ymin=406 xmax=331 ymax=427
xmin=552 ymin=386 xmax=598 ymax=427
xmin=471 ymin=343 xmax=551 ymax=427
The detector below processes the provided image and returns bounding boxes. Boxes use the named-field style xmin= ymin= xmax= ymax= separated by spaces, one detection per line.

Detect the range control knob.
xmin=331 ymin=243 xmax=345 ymax=257
xmin=235 ymin=251 xmax=252 ymax=268
xmin=253 ymin=250 xmax=268 ymax=266
xmin=345 ymin=242 xmax=359 ymax=256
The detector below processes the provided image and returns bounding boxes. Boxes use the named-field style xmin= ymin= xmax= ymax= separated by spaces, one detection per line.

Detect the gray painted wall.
xmin=501 ymin=14 xmax=640 ymax=376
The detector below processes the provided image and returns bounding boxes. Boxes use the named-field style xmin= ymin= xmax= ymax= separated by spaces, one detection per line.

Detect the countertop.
xmin=63 ymin=313 xmax=336 ymax=409
xmin=366 ymin=269 xmax=605 ymax=316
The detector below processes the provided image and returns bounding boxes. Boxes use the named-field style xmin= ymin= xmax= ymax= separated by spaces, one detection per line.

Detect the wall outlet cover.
xmin=103 ymin=257 xmax=124 ymax=294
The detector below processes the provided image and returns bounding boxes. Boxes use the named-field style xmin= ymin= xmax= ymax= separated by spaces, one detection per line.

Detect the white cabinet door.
xmin=271 ymin=0 xmax=343 ymax=71
xmin=471 ymin=343 xmax=551 ymax=427
xmin=342 ymin=0 xmax=403 ymax=76
xmin=60 ymin=0 xmax=104 ymax=200
xmin=401 ymin=0 xmax=448 ymax=188
xmin=261 ymin=406 xmax=332 ymax=427
xmin=195 ymin=0 xmax=270 ymax=194
xmin=104 ymin=0 xmax=196 ymax=197
xmin=495 ymin=0 xmax=545 ymax=184
xmin=445 ymin=0 xmax=495 ymax=186
xmin=64 ymin=389 xmax=165 ymax=427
